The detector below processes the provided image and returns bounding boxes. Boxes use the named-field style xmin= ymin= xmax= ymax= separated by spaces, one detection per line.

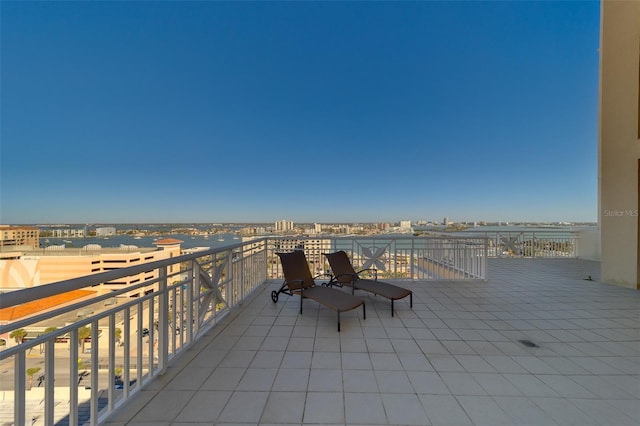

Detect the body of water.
xmin=42 ymin=234 xmax=242 ymax=250
xmin=41 ymin=225 xmax=594 ymax=250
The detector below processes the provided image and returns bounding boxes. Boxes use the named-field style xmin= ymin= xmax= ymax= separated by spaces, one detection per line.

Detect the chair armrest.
xmin=338 ymin=272 xmax=358 ymax=279
xmin=312 ymin=272 xmax=334 ymax=286
xmin=357 ymin=268 xmax=378 ymax=280
xmin=313 ymin=272 xmax=333 ymax=281
xmin=331 ymin=272 xmax=358 ymax=286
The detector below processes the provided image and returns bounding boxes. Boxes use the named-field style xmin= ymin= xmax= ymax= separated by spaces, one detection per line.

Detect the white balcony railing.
xmin=0 ymin=236 xmax=486 ymax=425
xmin=453 ymin=229 xmax=579 ymax=258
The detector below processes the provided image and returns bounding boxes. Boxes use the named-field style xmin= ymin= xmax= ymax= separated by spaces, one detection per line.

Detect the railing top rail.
xmin=0 ymin=287 xmax=161 ymax=359
xmin=454 ymin=229 xmax=579 ymax=234
xmin=269 ymin=235 xmax=490 ymax=240
xmin=0 ymin=238 xmax=257 ymax=310
xmin=0 ymin=235 xmax=489 ymax=311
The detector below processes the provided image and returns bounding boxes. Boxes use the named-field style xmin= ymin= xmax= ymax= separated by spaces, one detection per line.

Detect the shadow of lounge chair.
xmin=272 ymin=250 xmax=366 ymax=331
xmin=325 ymin=250 xmax=412 ymax=317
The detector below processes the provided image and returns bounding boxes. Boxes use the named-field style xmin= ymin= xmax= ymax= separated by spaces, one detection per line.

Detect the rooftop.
xmin=153 ymin=238 xmax=185 ymax=245
xmin=104 ymin=258 xmax=640 ymax=426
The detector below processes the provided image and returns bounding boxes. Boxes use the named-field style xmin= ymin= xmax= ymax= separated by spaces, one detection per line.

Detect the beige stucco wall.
xmin=0 ymin=246 xmax=182 ymax=295
xmin=576 ymin=227 xmax=601 ymax=261
xmin=599 ymin=0 xmax=640 ymax=288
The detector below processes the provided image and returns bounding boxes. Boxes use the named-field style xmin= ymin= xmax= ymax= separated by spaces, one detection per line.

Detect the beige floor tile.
xmin=173 ymin=390 xmax=231 ymax=422
xmin=103 ymin=259 xmax=640 ymax=426
xmin=303 ymin=392 xmax=344 ymax=424
xmin=260 ymin=391 xmax=305 ymax=424
xmin=345 ymin=393 xmax=387 ymax=424
xmin=217 ymin=391 xmax=269 ymax=423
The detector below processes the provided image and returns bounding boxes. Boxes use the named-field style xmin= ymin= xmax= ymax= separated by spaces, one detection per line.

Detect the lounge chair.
xmin=272 ymin=251 xmax=366 ymax=331
xmin=325 ymin=250 xmax=412 ymax=316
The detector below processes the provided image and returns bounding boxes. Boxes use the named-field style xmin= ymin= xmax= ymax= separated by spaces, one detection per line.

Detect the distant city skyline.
xmin=7 ymin=219 xmax=596 ymax=228
xmin=1 ymin=2 xmax=599 ymax=224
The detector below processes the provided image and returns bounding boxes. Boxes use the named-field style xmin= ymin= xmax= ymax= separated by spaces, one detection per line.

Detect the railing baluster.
xmin=123 ymin=306 xmax=131 ymax=398
xmin=44 ymin=339 xmax=55 ymax=425
xmin=136 ymin=302 xmax=143 ymax=388
xmin=148 ymin=297 xmax=156 ymax=375
xmin=158 ymin=266 xmax=168 ymax=374
xmin=69 ymin=328 xmax=79 ymax=426
xmin=14 ymin=352 xmax=25 ymax=426
xmin=170 ymin=278 xmax=176 ymax=355
xmin=108 ymin=314 xmax=115 ymax=411
xmin=90 ymin=320 xmax=99 ymax=426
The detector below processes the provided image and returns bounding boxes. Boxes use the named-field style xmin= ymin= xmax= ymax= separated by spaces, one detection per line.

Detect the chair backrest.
xmin=277 ymin=251 xmax=316 ymax=290
xmin=325 ymin=250 xmax=358 ymax=284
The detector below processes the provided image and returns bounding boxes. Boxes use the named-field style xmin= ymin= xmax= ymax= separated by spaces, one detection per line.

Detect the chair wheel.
xmin=271 ymin=290 xmax=278 ymax=303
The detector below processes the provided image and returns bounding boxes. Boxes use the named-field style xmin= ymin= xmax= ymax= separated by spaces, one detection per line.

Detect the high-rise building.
xmin=274 ymin=220 xmax=294 ymax=233
xmin=399 ymin=220 xmax=412 ymax=230
xmin=96 ymin=227 xmax=116 ymax=236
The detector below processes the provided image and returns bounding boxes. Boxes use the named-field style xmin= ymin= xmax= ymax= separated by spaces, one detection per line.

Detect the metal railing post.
xmin=123 ymin=306 xmax=131 ymax=399
xmin=44 ymin=340 xmax=55 ymax=425
xmin=158 ymin=266 xmax=168 ymax=374
xmin=69 ymin=329 xmax=79 ymax=426
xmin=90 ymin=320 xmax=99 ymax=426
xmin=14 ymin=352 xmax=25 ymax=426
xmin=136 ymin=302 xmax=143 ymax=388
xmin=483 ymin=237 xmax=489 ymax=281
xmin=108 ymin=314 xmax=116 ymax=411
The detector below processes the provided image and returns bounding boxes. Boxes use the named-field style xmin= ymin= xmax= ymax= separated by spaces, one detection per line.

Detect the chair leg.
xmin=362 ymin=302 xmax=366 ymax=320
xmin=410 ymin=292 xmax=413 ymax=308
xmin=391 ymin=300 xmax=394 ymax=317
xmin=337 ymin=311 xmax=341 ymax=332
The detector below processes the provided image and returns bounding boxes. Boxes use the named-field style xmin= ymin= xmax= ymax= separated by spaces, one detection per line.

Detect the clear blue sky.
xmin=1 ymin=1 xmax=599 ymax=224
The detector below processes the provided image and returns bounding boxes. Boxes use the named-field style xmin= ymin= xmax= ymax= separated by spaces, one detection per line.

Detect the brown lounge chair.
xmin=272 ymin=251 xmax=366 ymax=331
xmin=325 ymin=250 xmax=412 ymax=317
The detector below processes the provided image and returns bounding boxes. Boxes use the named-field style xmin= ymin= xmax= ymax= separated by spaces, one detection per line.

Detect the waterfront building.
xmin=50 ymin=227 xmax=86 ymax=238
xmin=95 ymin=226 xmax=116 ymax=236
xmin=270 ymin=237 xmax=331 ymax=274
xmin=0 ymin=225 xmax=40 ymax=249
xmin=239 ymin=226 xmax=267 ymax=235
xmin=274 ymin=219 xmax=294 ymax=233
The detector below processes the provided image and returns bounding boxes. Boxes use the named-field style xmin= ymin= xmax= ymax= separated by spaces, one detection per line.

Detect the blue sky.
xmin=1 ymin=1 xmax=599 ymax=224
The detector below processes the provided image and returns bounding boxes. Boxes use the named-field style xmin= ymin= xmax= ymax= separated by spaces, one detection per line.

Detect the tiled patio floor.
xmin=105 ymin=258 xmax=640 ymax=425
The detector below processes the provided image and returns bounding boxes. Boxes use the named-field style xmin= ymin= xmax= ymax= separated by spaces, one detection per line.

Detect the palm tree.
xmin=26 ymin=367 xmax=41 ymax=389
xmin=9 ymin=328 xmax=27 ymax=344
xmin=39 ymin=326 xmax=60 ymax=353
xmin=43 ymin=326 xmax=58 ymax=335
xmin=78 ymin=326 xmax=91 ymax=353
xmin=114 ymin=327 xmax=122 ymax=345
